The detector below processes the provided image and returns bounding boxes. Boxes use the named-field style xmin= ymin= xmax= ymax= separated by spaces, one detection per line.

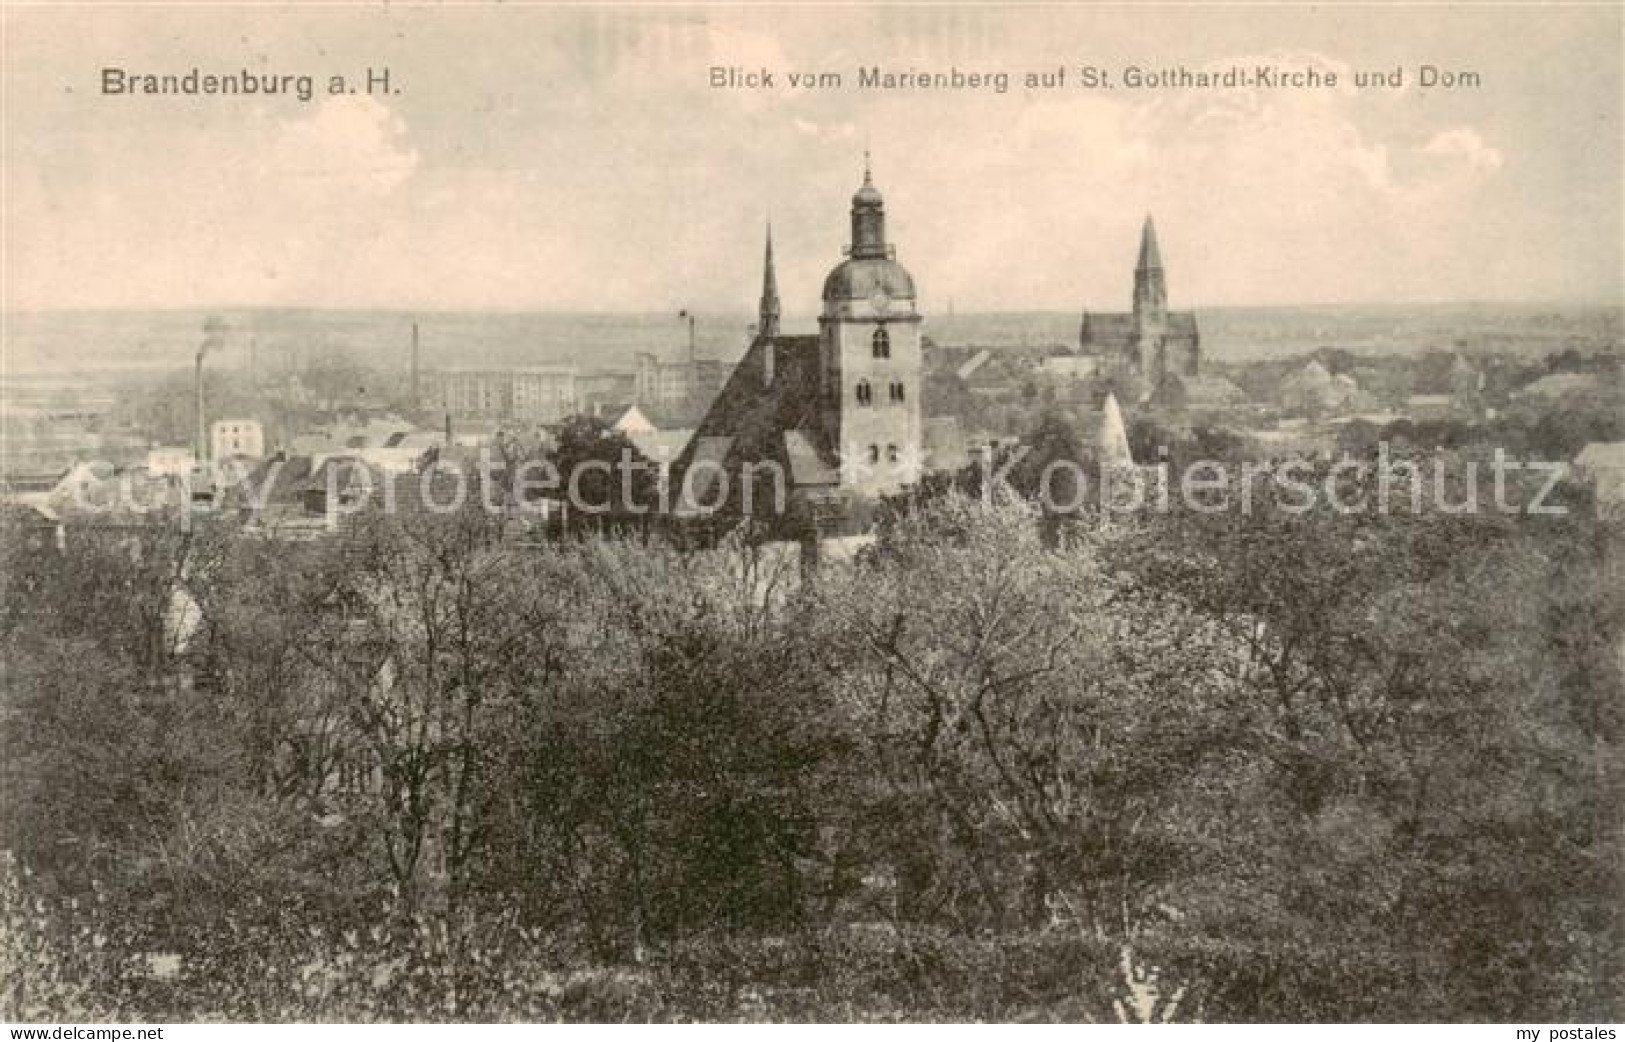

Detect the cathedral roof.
xmin=1079 ymin=310 xmax=1199 ymax=347
xmin=1080 ymin=312 xmax=1137 ymax=342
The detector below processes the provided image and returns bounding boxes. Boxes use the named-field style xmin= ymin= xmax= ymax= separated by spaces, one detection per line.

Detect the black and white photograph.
xmin=0 ymin=1 xmax=1621 ymax=1028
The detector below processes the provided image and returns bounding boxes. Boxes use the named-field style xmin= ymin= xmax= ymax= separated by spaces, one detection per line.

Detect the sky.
xmin=3 ymin=3 xmax=1621 ymax=313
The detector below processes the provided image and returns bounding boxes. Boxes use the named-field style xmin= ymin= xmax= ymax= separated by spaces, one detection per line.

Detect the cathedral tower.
xmin=818 ymin=159 xmax=922 ymax=496
xmin=1078 ymin=214 xmax=1201 ymax=403
xmin=1132 ymin=215 xmax=1168 ymax=334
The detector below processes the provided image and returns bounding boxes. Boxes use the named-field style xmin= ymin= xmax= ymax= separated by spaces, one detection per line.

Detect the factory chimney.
xmin=410 ymin=322 xmax=421 ymax=408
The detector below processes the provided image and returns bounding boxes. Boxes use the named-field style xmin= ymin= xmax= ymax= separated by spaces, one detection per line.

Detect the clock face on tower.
xmin=869 ymin=288 xmax=891 ymax=316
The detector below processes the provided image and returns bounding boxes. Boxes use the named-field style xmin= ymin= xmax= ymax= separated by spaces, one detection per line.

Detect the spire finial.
xmin=863 ymin=149 xmax=872 ymax=183
xmin=758 ymin=218 xmax=781 ymax=339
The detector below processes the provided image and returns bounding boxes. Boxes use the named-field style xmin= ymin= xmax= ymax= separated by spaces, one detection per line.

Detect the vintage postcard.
xmin=1 ymin=1 xmax=1621 ymax=1028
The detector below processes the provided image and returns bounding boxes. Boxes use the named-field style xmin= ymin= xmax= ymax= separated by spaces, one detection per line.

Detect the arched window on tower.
xmin=856 ymin=380 xmax=873 ymax=406
xmin=867 ymin=444 xmax=880 ymax=465
xmin=886 ymin=444 xmax=900 ymax=464
xmin=889 ymin=381 xmax=906 ymax=404
xmin=872 ymin=327 xmax=890 ymax=359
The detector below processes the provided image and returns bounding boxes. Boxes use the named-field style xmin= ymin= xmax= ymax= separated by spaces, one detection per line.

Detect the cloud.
xmin=1 ymin=6 xmax=1614 ymax=309
xmin=1420 ymin=127 xmax=1503 ymax=172
xmin=1062 ymin=51 xmax=1515 ymax=304
xmin=267 ymin=95 xmax=419 ymax=194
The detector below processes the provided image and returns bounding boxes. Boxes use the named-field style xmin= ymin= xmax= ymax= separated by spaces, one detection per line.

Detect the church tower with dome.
xmin=671 ymin=161 xmax=928 ymax=528
xmin=817 ymin=160 xmax=923 ymax=497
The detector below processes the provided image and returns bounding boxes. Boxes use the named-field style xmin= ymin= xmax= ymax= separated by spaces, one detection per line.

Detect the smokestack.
xmin=444 ymin=411 xmax=453 ymax=445
xmin=196 ymin=315 xmax=227 ymax=466
xmin=679 ymin=310 xmax=696 ymax=367
xmin=411 ymin=321 xmax=421 ymax=407
xmin=195 ymin=351 xmax=207 ymax=465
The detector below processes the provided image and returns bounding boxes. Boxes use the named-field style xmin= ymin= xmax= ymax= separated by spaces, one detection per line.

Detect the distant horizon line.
xmin=3 ymin=298 xmax=1621 ymax=318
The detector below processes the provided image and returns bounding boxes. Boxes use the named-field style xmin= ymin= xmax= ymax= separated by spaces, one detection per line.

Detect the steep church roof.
xmin=672 ymin=333 xmax=835 ymax=514
xmin=783 ymin=429 xmax=840 ymax=487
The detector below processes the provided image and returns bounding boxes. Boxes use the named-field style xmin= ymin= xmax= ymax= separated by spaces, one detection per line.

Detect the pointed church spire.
xmin=1132 ymin=215 xmax=1168 ymax=330
xmin=1136 ymin=215 xmax=1163 ymax=271
xmin=758 ymin=221 xmax=781 ymax=339
xmin=1098 ymin=392 xmax=1134 ymax=467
